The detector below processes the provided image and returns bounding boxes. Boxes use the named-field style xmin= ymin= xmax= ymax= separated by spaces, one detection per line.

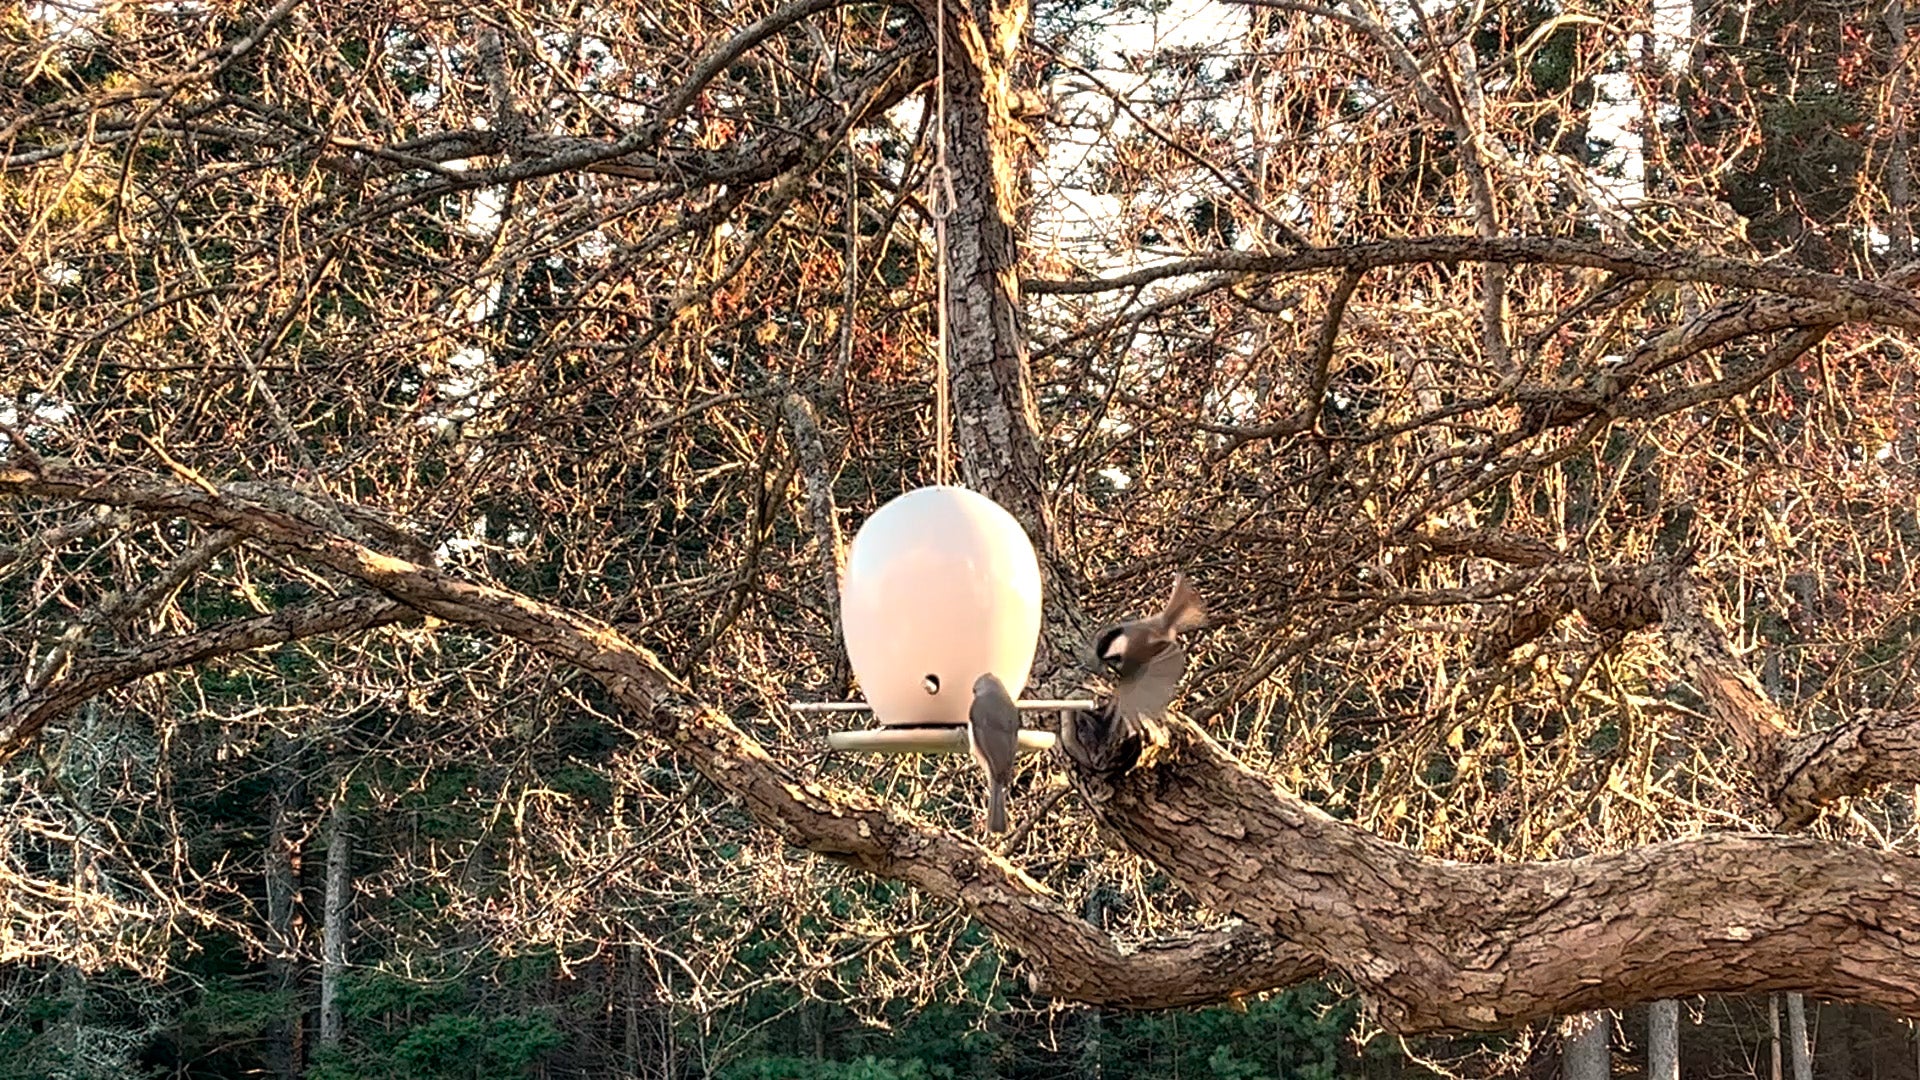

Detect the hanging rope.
xmin=837 ymin=75 xmax=858 ymax=389
xmin=927 ymin=0 xmax=957 ymax=486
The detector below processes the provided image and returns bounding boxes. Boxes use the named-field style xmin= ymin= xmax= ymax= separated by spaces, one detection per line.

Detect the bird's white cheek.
xmin=1103 ymin=636 xmax=1127 ymax=659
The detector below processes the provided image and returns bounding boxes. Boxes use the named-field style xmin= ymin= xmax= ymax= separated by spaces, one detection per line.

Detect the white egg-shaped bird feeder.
xmin=838 ymin=486 xmax=1043 ymax=728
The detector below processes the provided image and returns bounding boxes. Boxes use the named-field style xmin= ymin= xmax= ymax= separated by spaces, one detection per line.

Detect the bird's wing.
xmin=968 ymin=681 xmax=1021 ymax=773
xmin=1113 ymin=642 xmax=1188 ymax=721
xmin=1162 ymin=574 xmax=1207 ymax=635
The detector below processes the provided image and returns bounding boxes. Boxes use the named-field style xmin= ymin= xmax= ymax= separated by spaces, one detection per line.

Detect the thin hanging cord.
xmin=927 ymin=0 xmax=957 ymax=486
xmin=836 ymin=93 xmax=857 ymax=392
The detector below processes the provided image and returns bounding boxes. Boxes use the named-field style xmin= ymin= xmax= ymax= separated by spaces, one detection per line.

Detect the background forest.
xmin=4 ymin=0 xmax=1920 ymax=1075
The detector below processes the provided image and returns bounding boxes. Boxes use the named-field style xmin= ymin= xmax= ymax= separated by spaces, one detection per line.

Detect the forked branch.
xmin=11 ymin=461 xmax=1920 ymax=1029
xmin=0 ymin=460 xmax=1315 ymax=1010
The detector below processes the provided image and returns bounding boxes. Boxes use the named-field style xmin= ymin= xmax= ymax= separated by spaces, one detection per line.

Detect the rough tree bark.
xmin=1647 ymin=1000 xmax=1679 ymax=1080
xmin=1770 ymin=994 xmax=1783 ymax=1080
xmin=1059 ymin=709 xmax=1920 ymax=1031
xmin=906 ymin=0 xmax=1097 ymax=670
xmin=319 ymin=797 xmax=351 ymax=1049
xmin=1785 ymin=992 xmax=1812 ymax=1080
xmin=911 ymin=0 xmax=1049 ymax=547
xmin=1562 ymin=1012 xmax=1611 ymax=1080
xmin=1652 ymin=576 xmax=1920 ymax=827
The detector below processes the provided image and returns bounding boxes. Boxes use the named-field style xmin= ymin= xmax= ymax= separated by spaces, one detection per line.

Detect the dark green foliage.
xmin=177 ymin=980 xmax=298 ymax=1042
xmin=704 ymin=981 xmax=1369 ymax=1080
xmin=720 ymin=1056 xmax=940 ymax=1080
xmin=0 ymin=969 xmax=167 ymax=1080
xmin=1676 ymin=0 xmax=1899 ymax=266
xmin=1077 ymin=987 xmax=1358 ymax=1080
xmin=0 ymin=986 xmax=90 ymax=1080
xmin=309 ymin=1011 xmax=565 ymax=1080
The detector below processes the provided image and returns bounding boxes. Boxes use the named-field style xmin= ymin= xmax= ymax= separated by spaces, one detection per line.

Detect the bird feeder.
xmin=803 ymin=485 xmax=1076 ymax=754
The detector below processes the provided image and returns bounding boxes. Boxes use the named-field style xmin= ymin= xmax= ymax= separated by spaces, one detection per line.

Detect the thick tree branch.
xmin=1210 ymin=268 xmax=1362 ymax=453
xmin=1412 ymin=526 xmax=1561 ymax=567
xmin=101 ymin=32 xmax=929 ymax=206
xmin=1518 ymin=296 xmax=1845 ymax=429
xmin=1064 ymin=716 xmax=1920 ymax=1033
xmin=527 ymin=35 xmax=930 ymax=190
xmin=1652 ymin=576 xmax=1920 ymax=828
xmin=1773 ymin=709 xmax=1920 ymax=822
xmin=650 ymin=0 xmax=852 ymax=135
xmin=0 ymin=462 xmax=1315 ymax=1009
xmin=1023 ymin=237 xmax=1920 ymax=333
xmin=0 ymin=509 xmax=136 ymax=574
xmin=903 ymin=0 xmax=1096 ymax=678
xmin=1653 ymin=577 xmax=1798 ymax=768
xmin=12 ymin=465 xmax=1920 ymax=1027
xmin=1625 ymin=323 xmax=1836 ymax=420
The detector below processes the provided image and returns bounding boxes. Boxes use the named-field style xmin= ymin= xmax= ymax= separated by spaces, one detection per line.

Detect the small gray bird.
xmin=967 ymin=672 xmax=1021 ymax=834
xmin=1092 ymin=573 xmax=1207 ymax=721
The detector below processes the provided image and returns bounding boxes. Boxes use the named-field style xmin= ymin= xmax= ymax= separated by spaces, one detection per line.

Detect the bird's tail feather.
xmin=1164 ymin=573 xmax=1206 ymax=633
xmin=987 ymin=785 xmax=1009 ymax=834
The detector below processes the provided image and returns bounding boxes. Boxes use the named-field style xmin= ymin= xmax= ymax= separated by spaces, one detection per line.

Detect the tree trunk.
xmin=1886 ymin=0 xmax=1913 ymax=261
xmin=919 ymin=0 xmax=1045 ymax=538
xmin=909 ymin=0 xmax=1096 ymax=671
xmin=264 ymin=733 xmax=305 ymax=1080
xmin=62 ymin=705 xmax=101 ymax=1067
xmin=318 ymin=797 xmax=352 ymax=1049
xmin=622 ymin=945 xmax=642 ymax=1076
xmin=1562 ymin=1011 xmax=1610 ymax=1080
xmin=1647 ymin=1000 xmax=1679 ymax=1080
xmin=1786 ymin=992 xmax=1813 ymax=1080
xmin=1770 ymin=993 xmax=1784 ymax=1080
xmin=60 ymin=960 xmax=87 ymax=1068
